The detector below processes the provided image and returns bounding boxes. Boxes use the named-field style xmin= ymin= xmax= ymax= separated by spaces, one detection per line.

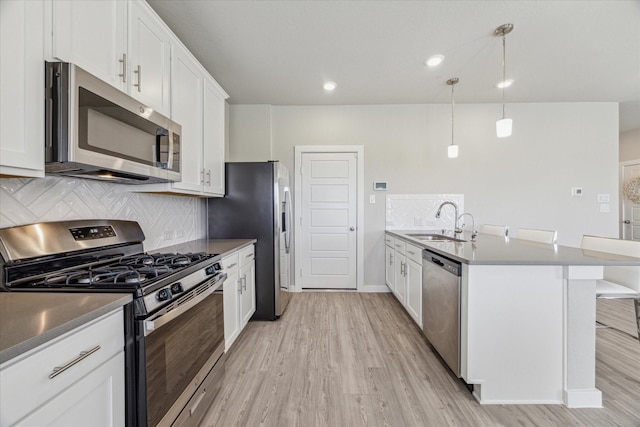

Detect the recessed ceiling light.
xmin=323 ymin=81 xmax=337 ymax=91
xmin=496 ymin=79 xmax=514 ymax=89
xmin=425 ymin=54 xmax=444 ymax=67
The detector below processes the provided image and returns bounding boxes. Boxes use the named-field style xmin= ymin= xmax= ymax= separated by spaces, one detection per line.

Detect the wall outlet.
xmin=599 ymin=203 xmax=610 ymax=213
xmin=414 ymin=216 xmax=425 ymax=226
xmin=163 ymin=230 xmax=174 ymax=240
xmin=176 ymin=229 xmax=185 ymax=238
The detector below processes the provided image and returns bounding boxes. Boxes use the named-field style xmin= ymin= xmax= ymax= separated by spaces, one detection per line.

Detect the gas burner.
xmin=43 ymin=266 xmax=149 ymax=287
xmin=119 ymin=254 xmax=158 ymax=266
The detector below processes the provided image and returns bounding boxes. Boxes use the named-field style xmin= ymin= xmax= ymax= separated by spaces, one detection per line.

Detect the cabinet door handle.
xmin=49 ymin=345 xmax=101 ymax=379
xmin=205 ymin=170 xmax=211 ymax=185
xmin=200 ymin=169 xmax=205 ymax=185
xmin=242 ymin=275 xmax=247 ymax=291
xmin=238 ymin=279 xmax=242 ymax=294
xmin=389 ymin=254 xmax=393 ymax=265
xmin=400 ymin=262 xmax=405 ymax=276
xmin=134 ymin=65 xmax=141 ymax=92
xmin=119 ymin=53 xmax=127 ymax=82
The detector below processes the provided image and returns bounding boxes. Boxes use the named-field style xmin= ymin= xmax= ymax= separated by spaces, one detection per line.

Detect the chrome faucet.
xmin=435 ymin=201 xmax=461 ymax=234
xmin=458 ymin=212 xmax=478 ymax=241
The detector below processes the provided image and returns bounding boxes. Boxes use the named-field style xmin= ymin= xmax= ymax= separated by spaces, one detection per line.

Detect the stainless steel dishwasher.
xmin=422 ymin=250 xmax=462 ymax=377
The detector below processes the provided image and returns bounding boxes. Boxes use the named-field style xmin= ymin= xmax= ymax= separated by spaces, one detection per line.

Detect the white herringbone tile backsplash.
xmin=0 ymin=176 xmax=206 ymax=251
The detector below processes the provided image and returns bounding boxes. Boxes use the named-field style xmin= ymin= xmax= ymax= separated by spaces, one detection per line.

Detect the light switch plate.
xmin=369 ymin=195 xmax=376 ymax=204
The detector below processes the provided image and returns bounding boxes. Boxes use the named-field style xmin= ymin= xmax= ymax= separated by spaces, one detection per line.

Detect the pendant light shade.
xmin=496 ymin=118 xmax=512 ymax=138
xmin=447 ymin=77 xmax=459 ymax=158
xmin=495 ymin=23 xmax=513 ymax=138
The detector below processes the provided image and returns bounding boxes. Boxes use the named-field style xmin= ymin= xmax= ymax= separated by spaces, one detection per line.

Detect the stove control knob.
xmin=170 ymin=282 xmax=183 ymax=294
xmin=205 ymin=265 xmax=216 ymax=275
xmin=156 ymin=288 xmax=171 ymax=302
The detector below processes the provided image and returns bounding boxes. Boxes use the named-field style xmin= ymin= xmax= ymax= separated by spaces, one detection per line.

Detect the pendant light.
xmin=447 ymin=78 xmax=459 ymax=158
xmin=495 ymin=23 xmax=513 ymax=138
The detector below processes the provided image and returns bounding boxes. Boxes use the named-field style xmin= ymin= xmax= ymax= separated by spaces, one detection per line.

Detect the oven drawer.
xmin=171 ymin=353 xmax=225 ymax=427
xmin=239 ymin=244 xmax=255 ymax=267
xmin=0 ymin=308 xmax=124 ymax=425
xmin=221 ymin=252 xmax=239 ymax=276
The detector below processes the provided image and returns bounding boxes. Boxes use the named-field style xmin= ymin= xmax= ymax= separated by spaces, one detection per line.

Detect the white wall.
xmin=620 ymin=128 xmax=640 ymax=162
xmin=228 ymin=104 xmax=272 ymax=161
xmin=230 ymin=102 xmax=619 ymax=288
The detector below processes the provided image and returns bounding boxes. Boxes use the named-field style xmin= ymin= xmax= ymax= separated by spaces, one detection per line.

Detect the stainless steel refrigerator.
xmin=207 ymin=161 xmax=292 ymax=320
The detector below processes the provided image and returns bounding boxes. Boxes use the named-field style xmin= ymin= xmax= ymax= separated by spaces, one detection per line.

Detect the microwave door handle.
xmin=167 ymin=131 xmax=174 ymax=170
xmin=155 ymin=128 xmax=169 ymax=169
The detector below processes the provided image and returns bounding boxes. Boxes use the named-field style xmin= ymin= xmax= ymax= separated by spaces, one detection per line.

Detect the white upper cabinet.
xmin=52 ymin=0 xmax=171 ymax=116
xmin=52 ymin=0 xmax=127 ymax=90
xmin=203 ymin=76 xmax=227 ymax=196
xmin=0 ymin=0 xmax=46 ymax=177
xmin=128 ymin=0 xmax=171 ymax=115
xmin=170 ymin=43 xmax=205 ymax=194
xmin=165 ymin=41 xmax=228 ymax=197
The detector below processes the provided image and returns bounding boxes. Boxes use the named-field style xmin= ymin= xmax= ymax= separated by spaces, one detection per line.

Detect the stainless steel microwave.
xmin=45 ymin=62 xmax=181 ymax=184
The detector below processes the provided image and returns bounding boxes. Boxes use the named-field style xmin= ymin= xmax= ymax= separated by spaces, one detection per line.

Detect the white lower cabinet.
xmin=385 ymin=243 xmax=395 ymax=290
xmin=239 ymin=245 xmax=256 ymax=328
xmin=0 ymin=308 xmax=125 ymax=426
xmin=222 ymin=244 xmax=256 ymax=351
xmin=405 ymin=257 xmax=423 ymax=328
xmin=386 ymin=234 xmax=423 ymax=328
xmin=393 ymin=239 xmax=407 ymax=305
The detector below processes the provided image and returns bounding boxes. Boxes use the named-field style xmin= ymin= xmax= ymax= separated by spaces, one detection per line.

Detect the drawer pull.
xmin=226 ymin=262 xmax=237 ymax=269
xmin=407 ymin=250 xmax=415 ymax=255
xmin=245 ymin=253 xmax=253 ymax=258
xmin=49 ymin=345 xmax=101 ymax=379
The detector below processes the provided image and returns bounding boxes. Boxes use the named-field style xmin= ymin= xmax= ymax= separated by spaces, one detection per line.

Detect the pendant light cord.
xmin=451 ymin=82 xmax=455 ymax=146
xmin=501 ymin=33 xmax=506 ymax=119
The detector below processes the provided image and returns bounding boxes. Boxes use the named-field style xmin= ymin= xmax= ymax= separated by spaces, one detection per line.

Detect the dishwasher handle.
xmin=423 ymin=250 xmax=462 ymax=277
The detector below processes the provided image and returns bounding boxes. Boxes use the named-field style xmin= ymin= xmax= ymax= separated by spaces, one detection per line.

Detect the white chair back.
xmin=479 ymin=224 xmax=509 ymax=237
xmin=516 ymin=228 xmax=558 ymax=244
xmin=581 ymin=235 xmax=640 ymax=293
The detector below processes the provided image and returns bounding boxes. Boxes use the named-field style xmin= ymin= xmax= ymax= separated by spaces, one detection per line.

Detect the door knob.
xmin=350 ymin=227 xmax=355 ymax=231
xmin=623 ymin=220 xmax=631 ymax=224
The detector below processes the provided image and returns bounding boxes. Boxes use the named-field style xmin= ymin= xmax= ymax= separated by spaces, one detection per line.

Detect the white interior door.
xmin=621 ymin=161 xmax=640 ymax=240
xmin=300 ymin=152 xmax=357 ymax=289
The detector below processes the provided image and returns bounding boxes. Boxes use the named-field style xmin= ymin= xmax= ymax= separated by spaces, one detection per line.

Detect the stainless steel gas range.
xmin=0 ymin=220 xmax=226 ymax=427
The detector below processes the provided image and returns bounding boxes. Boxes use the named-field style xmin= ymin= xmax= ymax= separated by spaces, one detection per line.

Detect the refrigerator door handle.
xmin=284 ymin=189 xmax=292 ymax=254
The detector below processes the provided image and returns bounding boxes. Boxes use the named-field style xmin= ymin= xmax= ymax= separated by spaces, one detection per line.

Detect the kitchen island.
xmin=386 ymin=230 xmax=640 ymax=408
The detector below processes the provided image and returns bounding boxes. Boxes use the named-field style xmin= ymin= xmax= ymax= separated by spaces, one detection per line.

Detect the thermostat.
xmin=373 ymin=181 xmax=387 ymax=191
xmin=571 ymin=187 xmax=583 ymax=197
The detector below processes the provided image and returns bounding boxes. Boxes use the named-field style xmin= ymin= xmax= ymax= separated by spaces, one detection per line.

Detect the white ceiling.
xmin=147 ymin=0 xmax=640 ymax=132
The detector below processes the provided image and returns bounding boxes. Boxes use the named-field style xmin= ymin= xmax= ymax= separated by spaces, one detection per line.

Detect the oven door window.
xmin=143 ymin=290 xmax=223 ymax=427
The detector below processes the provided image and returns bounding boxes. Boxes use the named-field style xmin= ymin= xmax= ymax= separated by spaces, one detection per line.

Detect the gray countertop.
xmin=0 ymin=293 xmax=132 ymax=364
xmin=387 ymin=230 xmax=640 ymax=266
xmin=153 ymin=239 xmax=256 ymax=257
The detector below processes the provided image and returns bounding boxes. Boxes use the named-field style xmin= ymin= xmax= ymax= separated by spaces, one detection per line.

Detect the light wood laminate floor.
xmin=201 ymin=293 xmax=640 ymax=427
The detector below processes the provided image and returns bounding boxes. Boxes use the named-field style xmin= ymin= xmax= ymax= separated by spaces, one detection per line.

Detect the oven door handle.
xmin=143 ymin=274 xmax=225 ymax=336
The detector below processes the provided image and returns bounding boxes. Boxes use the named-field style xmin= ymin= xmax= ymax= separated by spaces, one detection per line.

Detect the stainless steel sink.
xmin=406 ymin=233 xmax=466 ymax=243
